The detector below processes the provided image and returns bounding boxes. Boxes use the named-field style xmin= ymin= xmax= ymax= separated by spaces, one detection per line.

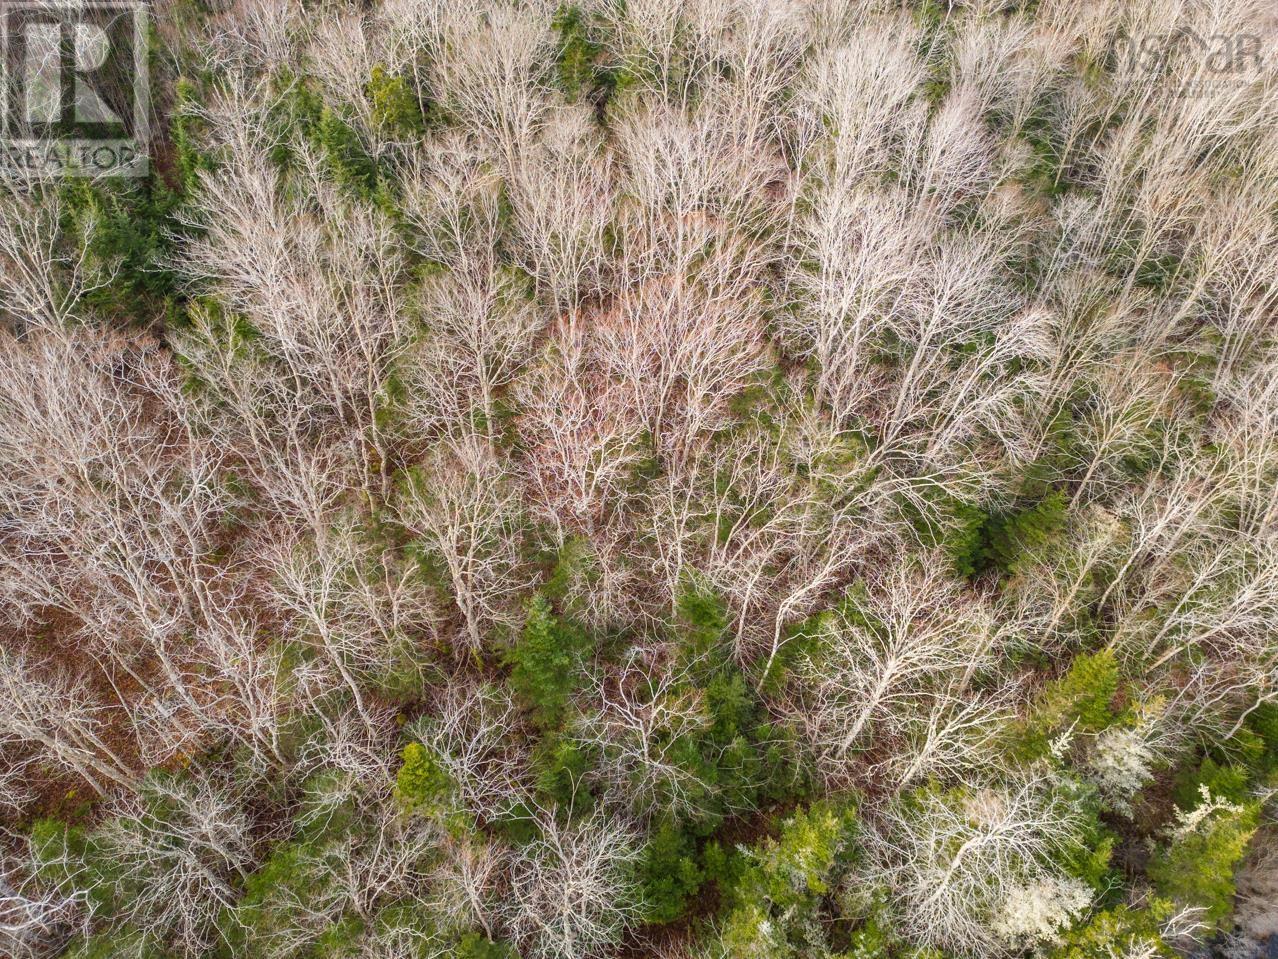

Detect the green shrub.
xmin=453 ymin=932 xmax=518 ymax=959
xmin=715 ymin=802 xmax=859 ymax=959
xmin=311 ymin=916 xmax=366 ymax=958
xmin=668 ymin=584 xmax=811 ymax=825
xmin=981 ymin=490 xmax=1069 ymax=576
xmin=171 ymin=77 xmax=214 ymax=191
xmin=896 ymin=494 xmax=989 ymax=580
xmin=1050 ymin=902 xmax=1175 ymax=959
xmin=217 ymin=841 xmax=323 ymax=957
xmin=636 ymin=819 xmax=704 ymax=924
xmin=59 ymin=176 xmax=183 ymax=309
xmin=542 ymin=535 xmax=596 ymax=606
xmin=1240 ymin=702 xmax=1278 ymax=779
xmin=902 ymin=490 xmax=1069 ymax=581
xmin=676 ymin=584 xmax=730 ymax=663
xmin=837 ymin=902 xmax=945 ymax=959
xmin=59 ymin=929 xmax=170 ymax=959
xmin=1037 ymin=649 xmax=1121 ymax=733
xmin=843 ymin=916 xmax=894 ymax=959
xmin=507 ymin=593 xmax=589 ymax=728
xmin=396 ymin=742 xmax=454 ymax=815
xmin=1147 ymin=787 xmax=1259 ymax=928
xmin=29 ymin=816 xmax=124 ymax=915
xmin=1173 ymin=757 xmax=1249 ymax=810
xmin=29 ymin=817 xmax=94 ymax=894
xmin=941 ymin=500 xmax=992 ymax=579
xmin=532 ymin=733 xmax=595 ymax=813
xmin=294 ymin=768 xmax=360 ymax=843
xmin=367 ymin=67 xmax=425 ymax=136
xmin=313 ymin=108 xmax=379 ymax=198
xmin=552 ymin=5 xmax=602 ymax=102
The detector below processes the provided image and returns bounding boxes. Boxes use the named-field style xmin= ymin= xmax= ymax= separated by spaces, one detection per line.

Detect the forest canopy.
xmin=1 ymin=0 xmax=1277 ymax=957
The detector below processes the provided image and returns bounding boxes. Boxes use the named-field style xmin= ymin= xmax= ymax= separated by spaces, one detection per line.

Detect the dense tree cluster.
xmin=1 ymin=0 xmax=1277 ymax=957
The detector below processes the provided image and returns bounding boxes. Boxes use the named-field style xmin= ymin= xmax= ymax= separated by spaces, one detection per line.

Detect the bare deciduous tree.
xmin=508 ymin=810 xmax=642 ymax=959
xmin=429 ymin=3 xmax=557 ymax=173
xmin=94 ymin=773 xmax=255 ymax=958
xmin=0 ymin=652 xmax=136 ymax=794
xmin=866 ymin=779 xmax=1090 ymax=958
xmin=782 ymin=557 xmax=1005 ymax=787
xmin=573 ymin=648 xmax=714 ymax=821
xmin=409 ymin=681 xmax=532 ymax=825
xmin=396 ymin=440 xmax=530 ymax=655
xmin=263 ymin=517 xmax=435 ymax=724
